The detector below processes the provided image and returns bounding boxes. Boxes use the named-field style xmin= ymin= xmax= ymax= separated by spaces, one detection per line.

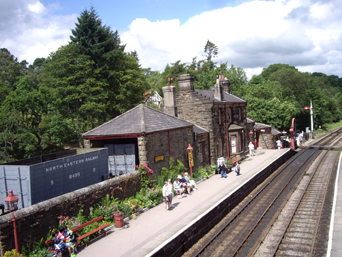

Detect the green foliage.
xmin=135 ymin=163 xmax=154 ymax=188
xmin=242 ymin=63 xmax=342 ymax=131
xmin=135 ymin=187 xmax=161 ymax=208
xmin=193 ymin=165 xmax=215 ymax=180
xmin=158 ymin=157 xmax=187 ymax=186
xmin=0 ymin=48 xmax=27 ymax=103
xmin=91 ymin=194 xmax=119 ymax=222
xmin=26 ymin=248 xmax=51 ymax=257
xmin=203 ymin=40 xmax=218 ymax=71
xmin=4 ymin=250 xmax=24 ymax=257
xmin=260 ymin=63 xmax=298 ymax=80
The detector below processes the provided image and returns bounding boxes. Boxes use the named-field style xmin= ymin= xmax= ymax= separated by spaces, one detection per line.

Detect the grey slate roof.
xmin=272 ymin=128 xmax=282 ymax=135
xmin=193 ymin=125 xmax=209 ymax=135
xmin=82 ymin=104 xmax=193 ymax=137
xmin=247 ymin=117 xmax=255 ymax=123
xmin=254 ymin=122 xmax=271 ymax=130
xmin=195 ymin=90 xmax=246 ymax=103
xmin=228 ymin=124 xmax=244 ymax=131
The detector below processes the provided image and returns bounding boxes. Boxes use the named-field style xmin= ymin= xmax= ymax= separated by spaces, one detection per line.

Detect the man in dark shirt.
xmin=219 ymin=161 xmax=227 ymax=178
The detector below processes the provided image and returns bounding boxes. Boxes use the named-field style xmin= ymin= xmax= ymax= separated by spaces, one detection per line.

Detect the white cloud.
xmin=122 ymin=0 xmax=342 ymax=79
xmin=0 ymin=0 xmax=76 ymax=63
xmin=1 ymin=0 xmax=341 ymax=80
xmin=28 ymin=1 xmax=45 ymax=14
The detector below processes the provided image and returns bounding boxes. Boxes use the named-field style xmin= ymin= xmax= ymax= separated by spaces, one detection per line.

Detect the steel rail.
xmin=269 ymin=147 xmax=332 ymax=257
xmin=197 ymin=129 xmax=342 ymax=257
xmin=194 ymin=149 xmax=319 ymax=257
xmin=269 ymin=131 xmax=342 ymax=257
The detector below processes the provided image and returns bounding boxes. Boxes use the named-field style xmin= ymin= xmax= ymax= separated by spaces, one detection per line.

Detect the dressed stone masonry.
xmin=163 ymin=74 xmax=249 ymax=164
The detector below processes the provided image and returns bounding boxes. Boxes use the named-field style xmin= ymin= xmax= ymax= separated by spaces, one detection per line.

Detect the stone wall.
xmin=144 ymin=127 xmax=195 ymax=178
xmin=174 ymin=83 xmax=248 ymax=163
xmin=175 ymin=91 xmax=215 ymax=163
xmin=194 ymin=134 xmax=210 ymax=167
xmin=0 ymin=172 xmax=141 ymax=255
xmin=258 ymin=128 xmax=273 ymax=149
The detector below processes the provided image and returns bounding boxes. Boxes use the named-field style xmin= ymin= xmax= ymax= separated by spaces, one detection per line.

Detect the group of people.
xmin=162 ymin=172 xmax=196 ymax=210
xmin=219 ymin=161 xmax=241 ymax=178
xmin=50 ymin=225 xmax=78 ymax=256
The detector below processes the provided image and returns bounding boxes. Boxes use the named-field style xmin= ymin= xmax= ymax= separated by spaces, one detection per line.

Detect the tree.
xmin=69 ymin=6 xmax=147 ymax=119
xmin=260 ymin=63 xmax=297 ymax=80
xmin=203 ymin=40 xmax=218 ymax=71
xmin=0 ymin=77 xmax=54 ymax=159
xmin=0 ymin=48 xmax=27 ymax=102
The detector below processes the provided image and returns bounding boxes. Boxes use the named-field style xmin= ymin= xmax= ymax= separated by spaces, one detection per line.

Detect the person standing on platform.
xmin=276 ymin=140 xmax=281 ymax=149
xmin=235 ymin=162 xmax=241 ymax=176
xmin=168 ymin=178 xmax=174 ymax=208
xmin=163 ymin=181 xmax=170 ymax=210
xmin=219 ymin=161 xmax=227 ymax=178
xmin=248 ymin=142 xmax=255 ymax=156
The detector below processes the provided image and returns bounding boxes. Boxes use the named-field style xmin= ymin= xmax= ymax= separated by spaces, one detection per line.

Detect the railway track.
xmin=183 ymin=129 xmax=342 ymax=257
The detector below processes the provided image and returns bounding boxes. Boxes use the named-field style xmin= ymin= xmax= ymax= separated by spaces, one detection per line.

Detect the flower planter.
xmin=113 ymin=211 xmax=124 ymax=228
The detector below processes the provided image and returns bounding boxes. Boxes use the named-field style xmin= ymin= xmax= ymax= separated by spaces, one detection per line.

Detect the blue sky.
xmin=1 ymin=0 xmax=342 ymax=79
xmin=40 ymin=0 xmax=235 ymax=32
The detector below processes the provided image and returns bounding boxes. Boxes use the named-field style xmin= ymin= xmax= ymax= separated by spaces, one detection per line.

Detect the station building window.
xmin=199 ymin=142 xmax=204 ymax=163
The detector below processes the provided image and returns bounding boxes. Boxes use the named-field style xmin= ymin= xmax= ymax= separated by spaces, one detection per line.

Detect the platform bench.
xmin=72 ymin=215 xmax=110 ymax=247
xmin=227 ymin=156 xmax=241 ymax=166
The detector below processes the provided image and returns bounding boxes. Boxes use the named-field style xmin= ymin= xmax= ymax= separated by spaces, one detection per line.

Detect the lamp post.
xmin=187 ymin=144 xmax=194 ymax=178
xmin=4 ymin=190 xmax=19 ymax=253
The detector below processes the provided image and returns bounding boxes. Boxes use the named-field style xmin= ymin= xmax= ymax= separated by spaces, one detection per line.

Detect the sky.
xmin=1 ymin=0 xmax=342 ymax=80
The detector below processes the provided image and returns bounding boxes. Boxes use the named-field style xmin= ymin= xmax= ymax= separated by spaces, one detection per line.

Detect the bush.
xmin=4 ymin=250 xmax=24 ymax=257
xmin=193 ymin=165 xmax=215 ymax=180
xmin=158 ymin=158 xmax=187 ymax=186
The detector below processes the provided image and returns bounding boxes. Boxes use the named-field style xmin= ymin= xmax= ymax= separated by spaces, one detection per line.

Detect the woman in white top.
xmin=248 ymin=142 xmax=255 ymax=156
xmin=162 ymin=181 xmax=170 ymax=210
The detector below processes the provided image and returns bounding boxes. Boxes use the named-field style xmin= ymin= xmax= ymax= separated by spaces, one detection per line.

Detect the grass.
xmin=313 ymin=120 xmax=342 ymax=138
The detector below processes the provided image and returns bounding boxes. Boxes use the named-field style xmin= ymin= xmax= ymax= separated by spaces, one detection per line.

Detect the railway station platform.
xmin=328 ymin=145 xmax=342 ymax=256
xmin=75 ymin=148 xmax=292 ymax=257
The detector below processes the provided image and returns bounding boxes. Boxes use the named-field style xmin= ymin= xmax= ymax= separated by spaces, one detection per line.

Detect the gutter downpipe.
xmin=225 ymin=106 xmax=230 ymax=159
xmin=208 ymin=133 xmax=211 ymax=165
xmin=169 ymin=130 xmax=172 ymax=157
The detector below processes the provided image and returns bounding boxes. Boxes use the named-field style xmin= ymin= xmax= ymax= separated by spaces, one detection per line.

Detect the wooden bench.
xmin=45 ymin=215 xmax=110 ymax=254
xmin=72 ymin=216 xmax=110 ymax=247
xmin=227 ymin=155 xmax=241 ymax=166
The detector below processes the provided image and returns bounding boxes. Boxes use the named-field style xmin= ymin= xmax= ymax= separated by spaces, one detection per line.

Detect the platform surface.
xmin=75 ymin=148 xmax=290 ymax=257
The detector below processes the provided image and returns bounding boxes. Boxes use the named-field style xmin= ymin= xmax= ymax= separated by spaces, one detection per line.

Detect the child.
xmin=56 ymin=227 xmax=76 ymax=256
xmin=63 ymin=225 xmax=78 ymax=244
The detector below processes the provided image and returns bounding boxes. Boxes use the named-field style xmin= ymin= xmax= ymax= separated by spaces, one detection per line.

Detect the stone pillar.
xmin=162 ymin=86 xmax=176 ymax=116
xmin=178 ymin=74 xmax=194 ymax=92
xmin=138 ymin=136 xmax=148 ymax=163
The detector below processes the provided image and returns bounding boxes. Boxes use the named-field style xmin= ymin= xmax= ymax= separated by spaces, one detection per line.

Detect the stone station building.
xmin=82 ymin=74 xmax=281 ymax=176
xmin=163 ymin=74 xmax=249 ymax=165
xmin=82 ymin=104 xmax=210 ymax=177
